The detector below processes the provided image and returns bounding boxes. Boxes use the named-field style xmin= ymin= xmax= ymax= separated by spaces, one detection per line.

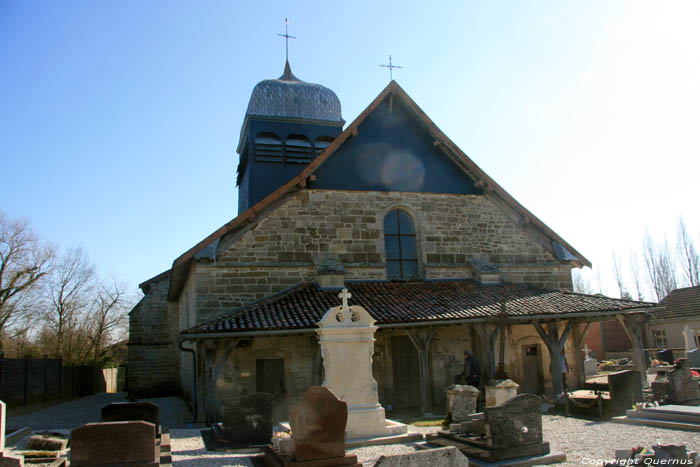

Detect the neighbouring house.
xmin=648 ymin=286 xmax=700 ymax=353
xmin=127 ymin=60 xmax=658 ymax=422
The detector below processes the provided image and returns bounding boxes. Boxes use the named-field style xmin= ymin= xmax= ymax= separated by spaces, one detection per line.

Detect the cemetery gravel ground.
xmin=7 ymin=395 xmax=700 ymax=466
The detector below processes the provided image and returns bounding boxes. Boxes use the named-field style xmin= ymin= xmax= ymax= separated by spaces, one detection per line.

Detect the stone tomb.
xmin=426 ymin=394 xmax=566 ymax=464
xmin=612 ymin=404 xmax=700 ymax=431
xmin=667 ymin=359 xmax=700 ymax=403
xmin=445 ymin=385 xmax=479 ymax=422
xmin=263 ymin=386 xmax=360 ymax=467
xmin=688 ymin=349 xmax=700 ymax=368
xmin=214 ymin=392 xmax=274 ymax=447
xmin=70 ymin=421 xmax=162 ymax=467
xmin=315 ymin=289 xmax=407 ymax=440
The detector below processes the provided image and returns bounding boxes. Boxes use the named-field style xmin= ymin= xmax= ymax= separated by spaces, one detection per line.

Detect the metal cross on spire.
xmin=277 ymin=17 xmax=296 ymax=62
xmin=379 ymin=54 xmax=402 ymax=81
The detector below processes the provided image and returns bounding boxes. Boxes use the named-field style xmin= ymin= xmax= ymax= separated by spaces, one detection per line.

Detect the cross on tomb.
xmin=379 ymin=54 xmax=402 ymax=81
xmin=338 ymin=288 xmax=352 ymax=312
xmin=583 ymin=344 xmax=591 ymax=359
xmin=277 ymin=17 xmax=296 ymax=62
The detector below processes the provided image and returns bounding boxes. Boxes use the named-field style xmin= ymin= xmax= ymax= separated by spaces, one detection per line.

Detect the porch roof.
xmin=180 ymin=280 xmax=658 ymax=336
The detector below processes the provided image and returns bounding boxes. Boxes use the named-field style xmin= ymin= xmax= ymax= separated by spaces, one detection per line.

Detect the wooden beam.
xmin=406 ymin=327 xmax=436 ymax=415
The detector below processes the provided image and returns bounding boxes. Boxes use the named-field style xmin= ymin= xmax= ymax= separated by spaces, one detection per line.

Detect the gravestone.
xmin=70 ymin=421 xmax=158 ymax=467
xmin=484 ymin=379 xmax=518 ymax=408
xmin=658 ymin=349 xmax=674 ymax=365
xmin=221 ymin=392 xmax=273 ymax=445
xmin=445 ymin=385 xmax=479 ymax=422
xmin=289 ymin=386 xmax=347 ymax=461
xmin=608 ymin=370 xmax=643 ymax=415
xmin=0 ymin=400 xmax=24 ymax=467
xmin=264 ymin=386 xmax=360 ymax=466
xmin=584 ymin=358 xmax=598 ymax=377
xmin=687 ymin=348 xmax=700 ymax=368
xmin=668 ymin=359 xmax=700 ymax=403
xmin=426 ymin=394 xmax=564 ymax=463
xmin=101 ymin=402 xmax=159 ymax=427
xmin=651 ymin=379 xmax=672 ymax=402
xmin=316 ymin=289 xmax=388 ymax=439
xmin=653 ymin=445 xmax=688 ymax=462
xmin=483 ymin=393 xmax=543 ymax=449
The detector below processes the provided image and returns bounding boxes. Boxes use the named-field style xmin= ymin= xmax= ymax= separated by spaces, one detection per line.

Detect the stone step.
xmin=612 ymin=415 xmax=700 ymax=432
xmin=626 ymin=408 xmax=700 ymax=424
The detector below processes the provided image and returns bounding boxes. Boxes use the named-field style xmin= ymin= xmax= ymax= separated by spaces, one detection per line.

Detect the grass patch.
xmin=408 ymin=418 xmax=445 ymax=427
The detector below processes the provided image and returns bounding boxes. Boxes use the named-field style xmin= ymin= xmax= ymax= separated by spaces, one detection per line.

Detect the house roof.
xmin=651 ymin=286 xmax=700 ymax=322
xmin=142 ymin=80 xmax=591 ymax=299
xmin=181 ymin=280 xmax=657 ymax=336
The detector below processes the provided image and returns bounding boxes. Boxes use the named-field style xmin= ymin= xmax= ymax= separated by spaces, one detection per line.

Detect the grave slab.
xmin=220 ymin=392 xmax=274 ymax=446
xmin=70 ymin=421 xmax=159 ymax=467
xmin=374 ymin=446 xmax=469 ymax=467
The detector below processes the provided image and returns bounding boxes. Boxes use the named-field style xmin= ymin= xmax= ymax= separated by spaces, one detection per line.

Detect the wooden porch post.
xmin=204 ymin=339 xmax=238 ymax=425
xmin=406 ymin=327 xmax=436 ymax=416
xmin=572 ymin=321 xmax=592 ymax=388
xmin=472 ymin=323 xmax=499 ymax=383
xmin=615 ymin=314 xmax=648 ymax=384
xmin=533 ymin=319 xmax=574 ymax=401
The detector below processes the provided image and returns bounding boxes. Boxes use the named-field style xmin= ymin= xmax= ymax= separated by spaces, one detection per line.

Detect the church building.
xmin=127 ymin=60 xmax=655 ymax=422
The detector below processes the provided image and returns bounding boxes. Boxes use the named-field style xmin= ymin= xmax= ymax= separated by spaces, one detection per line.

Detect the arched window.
xmin=384 ymin=209 xmax=417 ymax=280
xmin=254 ymin=132 xmax=282 ymax=162
xmin=314 ymin=136 xmax=334 ymax=156
xmin=285 ymin=135 xmax=314 ymax=164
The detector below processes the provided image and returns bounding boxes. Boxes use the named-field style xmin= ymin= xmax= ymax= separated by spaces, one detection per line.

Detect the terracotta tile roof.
xmin=182 ymin=280 xmax=657 ymax=335
xmin=651 ymin=286 xmax=700 ymax=322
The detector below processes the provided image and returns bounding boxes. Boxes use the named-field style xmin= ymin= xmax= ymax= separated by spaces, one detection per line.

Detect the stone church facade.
xmin=128 ymin=62 xmax=653 ymax=422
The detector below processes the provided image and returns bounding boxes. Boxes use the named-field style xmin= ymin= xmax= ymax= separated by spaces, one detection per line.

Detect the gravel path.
xmin=6 ymin=392 xmax=192 ymax=430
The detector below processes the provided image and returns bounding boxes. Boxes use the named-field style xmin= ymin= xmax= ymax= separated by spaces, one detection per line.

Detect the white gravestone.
xmin=0 ymin=400 xmax=24 ymax=467
xmin=484 ymin=379 xmax=519 ymax=408
xmin=683 ymin=325 xmax=697 ymax=351
xmin=316 ymin=289 xmax=388 ymax=439
xmin=445 ymin=385 xmax=480 ymax=422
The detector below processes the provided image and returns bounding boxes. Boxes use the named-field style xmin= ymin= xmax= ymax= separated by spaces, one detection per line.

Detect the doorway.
xmin=521 ymin=344 xmax=543 ymax=394
xmin=391 ymin=336 xmax=421 ymax=410
xmin=256 ymin=358 xmax=285 ymax=421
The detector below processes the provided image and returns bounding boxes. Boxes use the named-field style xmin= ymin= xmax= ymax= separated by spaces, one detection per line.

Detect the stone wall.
xmin=189 ymin=189 xmax=571 ymax=324
xmin=127 ymin=277 xmax=181 ymax=396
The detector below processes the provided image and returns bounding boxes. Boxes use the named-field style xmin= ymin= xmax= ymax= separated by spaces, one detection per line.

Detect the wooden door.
xmin=391 ymin=336 xmax=421 ymax=410
xmin=522 ymin=344 xmax=543 ymax=394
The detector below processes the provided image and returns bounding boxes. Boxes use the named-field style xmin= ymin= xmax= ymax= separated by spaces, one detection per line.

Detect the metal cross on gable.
xmin=278 ymin=17 xmax=296 ymax=62
xmin=379 ymin=54 xmax=402 ymax=81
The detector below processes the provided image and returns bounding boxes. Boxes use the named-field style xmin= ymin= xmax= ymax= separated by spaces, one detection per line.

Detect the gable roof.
xmin=651 ymin=286 xmax=700 ymax=322
xmin=181 ymin=280 xmax=656 ymax=336
xmin=141 ymin=81 xmax=591 ymax=299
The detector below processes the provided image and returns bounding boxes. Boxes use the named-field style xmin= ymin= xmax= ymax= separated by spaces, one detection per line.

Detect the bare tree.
xmin=43 ymin=246 xmax=95 ymax=363
xmin=676 ymin=217 xmax=700 ymax=287
xmin=87 ymin=276 xmax=130 ymax=366
xmin=643 ymin=231 xmax=678 ymax=302
xmin=572 ymin=269 xmax=594 ymax=294
xmin=611 ymin=251 xmax=631 ymax=299
xmin=0 ymin=212 xmax=53 ymax=351
xmin=629 ymin=255 xmax=645 ymax=301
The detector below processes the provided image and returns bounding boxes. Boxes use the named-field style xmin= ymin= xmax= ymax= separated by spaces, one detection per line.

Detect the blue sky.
xmin=1 ymin=1 xmax=699 ymax=298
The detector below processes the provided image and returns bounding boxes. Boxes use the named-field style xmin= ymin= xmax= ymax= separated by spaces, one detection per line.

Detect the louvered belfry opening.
xmin=284 ymin=134 xmax=315 ymax=164
xmin=254 ymin=132 xmax=283 ymax=162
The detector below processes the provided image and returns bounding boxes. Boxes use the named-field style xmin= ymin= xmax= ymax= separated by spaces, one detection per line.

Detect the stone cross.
xmin=583 ymin=344 xmax=591 ymax=359
xmin=338 ymin=288 xmax=352 ymax=312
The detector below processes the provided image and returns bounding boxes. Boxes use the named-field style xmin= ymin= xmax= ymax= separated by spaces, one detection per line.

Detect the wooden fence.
xmin=0 ymin=356 xmax=126 ymax=407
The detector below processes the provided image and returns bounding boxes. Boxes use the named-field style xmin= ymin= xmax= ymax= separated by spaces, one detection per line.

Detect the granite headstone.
xmin=483 ymin=393 xmax=543 ymax=449
xmin=687 ymin=348 xmax=700 ymax=368
xmin=608 ymin=370 xmax=643 ymax=415
xmin=668 ymin=360 xmax=700 ymax=402
xmin=70 ymin=421 xmax=158 ymax=467
xmin=657 ymin=349 xmax=674 ymax=365
xmin=221 ymin=392 xmax=273 ymax=445
xmin=289 ymin=386 xmax=347 ymax=461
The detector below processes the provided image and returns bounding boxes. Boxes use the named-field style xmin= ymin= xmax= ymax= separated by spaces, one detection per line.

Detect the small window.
xmin=314 ymin=136 xmax=334 ymax=156
xmin=384 ymin=209 xmax=417 ymax=280
xmin=254 ymin=133 xmax=282 ymax=162
xmin=694 ymin=329 xmax=700 ymax=348
xmin=652 ymin=329 xmax=668 ymax=348
xmin=285 ymin=135 xmax=314 ymax=164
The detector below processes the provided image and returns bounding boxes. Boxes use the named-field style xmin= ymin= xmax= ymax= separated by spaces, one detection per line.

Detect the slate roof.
xmin=182 ymin=280 xmax=657 ymax=336
xmin=245 ymin=61 xmax=344 ymax=123
xmin=651 ymin=286 xmax=700 ymax=322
